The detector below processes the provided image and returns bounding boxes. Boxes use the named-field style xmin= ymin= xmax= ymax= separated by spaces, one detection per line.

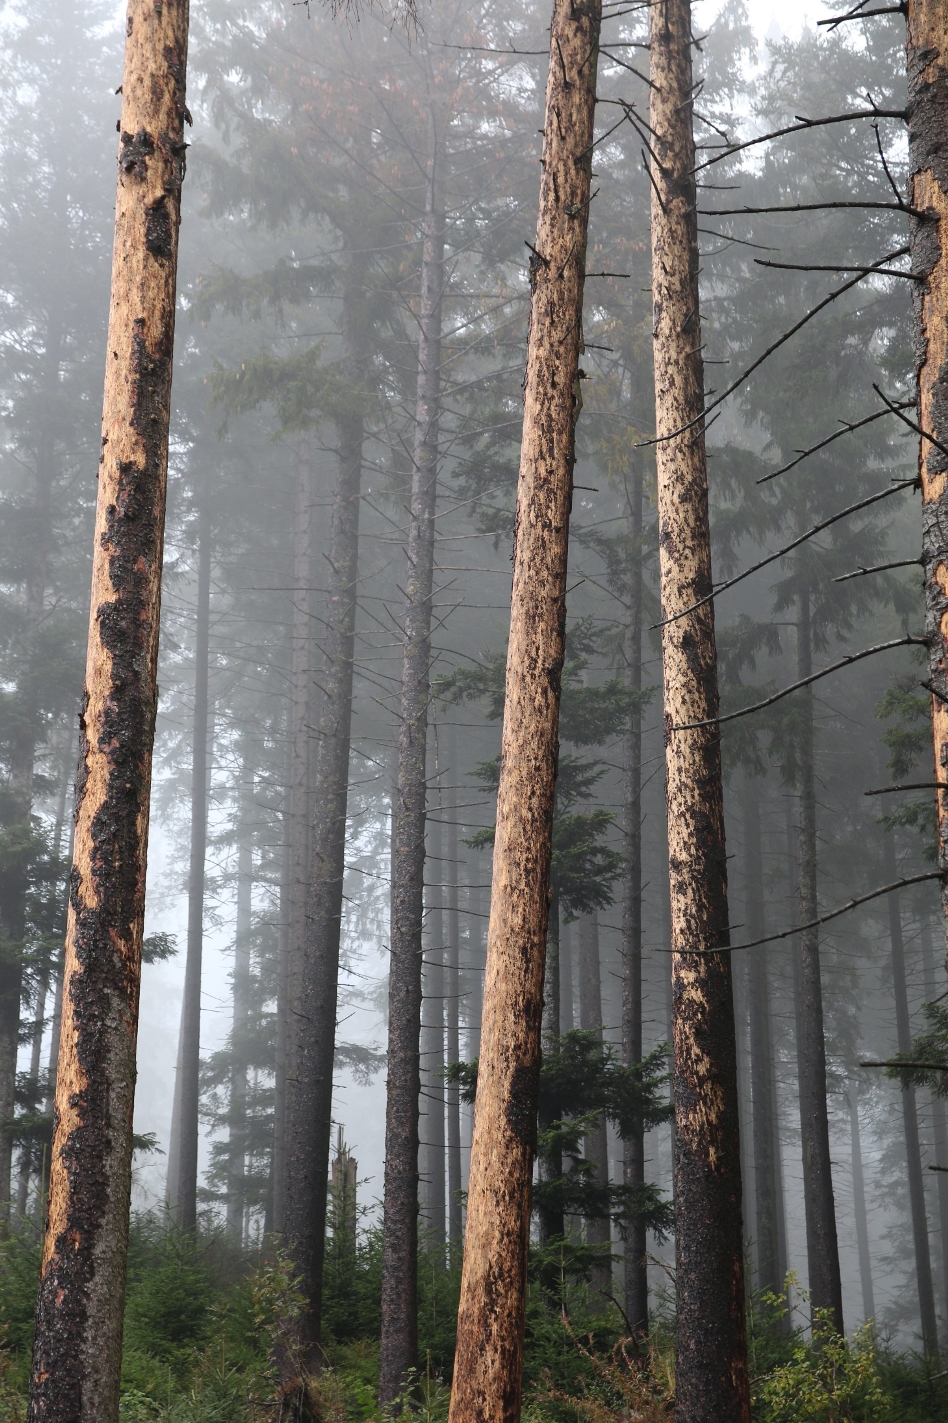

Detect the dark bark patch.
xmin=505 ymin=1061 xmax=539 ymax=1147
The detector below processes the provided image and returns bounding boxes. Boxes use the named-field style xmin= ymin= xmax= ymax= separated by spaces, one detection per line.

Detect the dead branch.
xmin=818 ymin=4 xmax=906 ymax=27
xmin=873 ymin=384 xmax=948 ymax=462
xmin=754 ymin=256 xmax=919 ymax=280
xmin=699 ymin=199 xmax=923 ymax=217
xmin=759 ymin=402 xmax=915 ymax=482
xmin=864 ymin=782 xmax=947 ymax=794
xmin=693 ymin=107 xmax=905 ymax=175
xmin=834 ymin=557 xmax=921 ymax=581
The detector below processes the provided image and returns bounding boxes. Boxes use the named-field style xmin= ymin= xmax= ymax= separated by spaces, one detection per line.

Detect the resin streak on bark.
xmin=908 ymin=0 xmax=948 ymax=968
xmin=648 ymin=0 xmax=750 ymax=1417
xmin=28 ymin=0 xmax=188 ymax=1416
xmin=448 ymin=3 xmax=599 ymax=1419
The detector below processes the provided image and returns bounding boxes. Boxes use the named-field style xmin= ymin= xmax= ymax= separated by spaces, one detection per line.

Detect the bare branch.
xmin=699 ymin=200 xmax=923 ymax=217
xmin=759 ymin=402 xmax=915 ymax=482
xmin=818 ymin=4 xmax=906 ymax=27
xmin=754 ymin=256 xmax=920 ymax=281
xmin=834 ymin=557 xmax=921 ymax=581
xmin=864 ymin=782 xmax=947 ymax=794
xmin=873 ymin=383 xmax=948 ymax=463
xmin=693 ymin=108 xmax=905 ymax=175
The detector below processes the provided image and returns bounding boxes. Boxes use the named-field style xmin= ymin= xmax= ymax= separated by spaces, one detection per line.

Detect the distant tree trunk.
xmin=281 ymin=301 xmax=364 ymax=1374
xmin=848 ymin=1089 xmax=876 ymax=1325
xmin=175 ymin=502 xmax=212 ymax=1234
xmin=227 ymin=752 xmax=253 ymax=1241
xmin=444 ymin=725 xmax=463 ymax=1257
xmin=378 ymin=109 xmax=443 ymax=1407
xmin=448 ymin=3 xmax=600 ymax=1415
xmin=421 ymin=811 xmax=446 ymax=1248
xmin=795 ymin=593 xmax=844 ymax=1333
xmin=560 ymin=916 xmax=574 ymax=1031
xmin=537 ymin=891 xmax=563 ymax=1249
xmin=579 ymin=911 xmax=610 ymax=1308
xmin=882 ymin=822 xmax=938 ymax=1353
xmin=648 ymin=0 xmax=750 ymax=1415
xmin=743 ymin=778 xmax=781 ymax=1298
xmin=27 ymin=0 xmax=189 ymax=1409
xmin=908 ymin=0 xmax=948 ymax=969
xmin=921 ymin=914 xmax=948 ymax=1312
xmin=271 ymin=727 xmax=293 ymax=1234
xmin=622 ymin=468 xmax=648 ymax=1335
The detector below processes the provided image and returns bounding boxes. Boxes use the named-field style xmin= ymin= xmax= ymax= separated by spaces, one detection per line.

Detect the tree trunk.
xmin=921 ymin=914 xmax=948 ymax=1312
xmin=271 ymin=726 xmax=293 ymax=1235
xmin=622 ymin=469 xmax=648 ymax=1335
xmin=743 ymin=777 xmax=781 ymax=1298
xmin=648 ymin=1 xmax=750 ymax=1415
xmin=445 ymin=725 xmax=463 ymax=1258
xmin=28 ymin=0 xmax=189 ymax=1409
xmin=378 ymin=110 xmax=443 ymax=1407
xmin=537 ymin=892 xmax=563 ymax=1249
xmin=908 ymin=0 xmax=948 ymax=970
xmin=421 ymin=812 xmax=446 ymax=1248
xmin=448 ymin=3 xmax=599 ymax=1414
xmin=560 ymin=916 xmax=574 ymax=1031
xmin=281 ymin=307 xmax=364 ymax=1369
xmin=794 ymin=593 xmax=844 ymax=1332
xmin=578 ymin=911 xmax=611 ymax=1308
xmin=882 ymin=823 xmax=938 ymax=1353
xmin=848 ymin=1090 xmax=876 ymax=1325
xmin=226 ymin=752 xmax=253 ymax=1242
xmin=175 ymin=501 xmax=211 ymax=1233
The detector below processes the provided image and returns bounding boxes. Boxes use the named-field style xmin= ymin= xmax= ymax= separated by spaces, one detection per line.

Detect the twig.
xmin=671 ymin=635 xmax=926 ymax=731
xmin=652 ymin=478 xmax=916 ymax=629
xmin=834 ymin=557 xmax=921 ymax=581
xmin=759 ymin=402 xmax=915 ymax=483
xmin=693 ymin=108 xmax=905 ymax=174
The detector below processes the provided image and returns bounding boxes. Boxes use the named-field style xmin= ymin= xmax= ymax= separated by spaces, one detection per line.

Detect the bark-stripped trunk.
xmin=448 ymin=4 xmax=599 ymax=1415
xmin=445 ymin=725 xmax=463 ymax=1257
xmin=175 ymin=502 xmax=211 ymax=1232
xmin=622 ymin=470 xmax=647 ymax=1334
xmin=848 ymin=1090 xmax=876 ymax=1324
xmin=226 ymin=754 xmax=253 ymax=1242
xmin=27 ymin=0 xmax=188 ymax=1409
xmin=743 ymin=779 xmax=781 ymax=1298
xmin=921 ymin=914 xmax=948 ymax=1311
xmin=795 ymin=594 xmax=844 ymax=1331
xmin=648 ymin=2 xmax=749 ymax=1415
xmin=378 ymin=113 xmax=443 ymax=1406
xmin=578 ymin=911 xmax=610 ymax=1307
xmin=281 ymin=310 xmax=364 ymax=1373
xmin=883 ymin=824 xmax=938 ymax=1352
xmin=908 ymin=0 xmax=948 ymax=968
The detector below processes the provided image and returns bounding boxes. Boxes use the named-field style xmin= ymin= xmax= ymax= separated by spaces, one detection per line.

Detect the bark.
xmin=378 ymin=110 xmax=443 ymax=1406
xmin=648 ymin=1 xmax=750 ymax=1415
xmin=848 ymin=1090 xmax=876 ymax=1324
xmin=421 ymin=812 xmax=446 ymax=1247
xmin=622 ymin=470 xmax=647 ymax=1334
xmin=27 ymin=0 xmax=189 ymax=1410
xmin=742 ymin=778 xmax=781 ymax=1297
xmin=281 ymin=301 xmax=364 ymax=1367
xmin=448 ymin=4 xmax=599 ymax=1415
xmin=921 ymin=914 xmax=948 ymax=1313
xmin=175 ymin=502 xmax=211 ymax=1233
xmin=445 ymin=725 xmax=463 ymax=1257
xmin=226 ymin=753 xmax=253 ymax=1242
xmin=795 ymin=594 xmax=844 ymax=1332
xmin=882 ymin=824 xmax=938 ymax=1353
xmin=908 ymin=0 xmax=948 ymax=969
xmin=578 ymin=911 xmax=611 ymax=1308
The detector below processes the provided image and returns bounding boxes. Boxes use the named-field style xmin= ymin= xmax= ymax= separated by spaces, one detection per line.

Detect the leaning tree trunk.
xmin=648 ymin=1 xmax=750 ymax=1416
xmin=578 ymin=911 xmax=611 ymax=1309
xmin=882 ymin=821 xmax=938 ymax=1353
xmin=908 ymin=0 xmax=948 ymax=970
xmin=622 ymin=467 xmax=647 ymax=1334
xmin=795 ymin=592 xmax=844 ymax=1332
xmin=281 ymin=309 xmax=364 ymax=1381
xmin=175 ymin=500 xmax=211 ymax=1233
xmin=27 ymin=0 xmax=189 ymax=1412
xmin=226 ymin=752 xmax=254 ymax=1243
xmin=378 ymin=113 xmax=444 ymax=1407
xmin=448 ymin=4 xmax=599 ymax=1417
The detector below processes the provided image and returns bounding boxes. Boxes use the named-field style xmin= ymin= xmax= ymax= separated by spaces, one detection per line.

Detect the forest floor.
xmin=0 ymin=1217 xmax=942 ymax=1422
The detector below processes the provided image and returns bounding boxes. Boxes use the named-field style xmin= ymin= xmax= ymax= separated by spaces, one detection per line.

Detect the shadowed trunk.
xmin=227 ymin=752 xmax=253 ymax=1242
xmin=908 ymin=0 xmax=948 ymax=969
xmin=448 ymin=3 xmax=600 ymax=1415
xmin=28 ymin=0 xmax=189 ymax=1409
xmin=849 ymin=1089 xmax=876 ymax=1325
xmin=648 ymin=0 xmax=750 ymax=1415
xmin=921 ymin=915 xmax=948 ymax=1312
xmin=795 ymin=593 xmax=843 ymax=1332
xmin=175 ymin=502 xmax=212 ymax=1234
xmin=378 ymin=107 xmax=443 ymax=1406
xmin=445 ymin=724 xmax=463 ymax=1257
xmin=271 ymin=724 xmax=293 ymax=1234
xmin=537 ymin=892 xmax=563 ymax=1249
xmin=560 ymin=916 xmax=574 ymax=1032
xmin=579 ymin=910 xmax=611 ymax=1308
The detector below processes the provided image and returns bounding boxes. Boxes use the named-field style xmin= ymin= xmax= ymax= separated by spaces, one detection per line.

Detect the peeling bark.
xmin=448 ymin=1 xmax=599 ymax=1416
xmin=648 ymin=0 xmax=750 ymax=1416
xmin=27 ymin=0 xmax=189 ymax=1412
xmin=908 ymin=0 xmax=948 ymax=969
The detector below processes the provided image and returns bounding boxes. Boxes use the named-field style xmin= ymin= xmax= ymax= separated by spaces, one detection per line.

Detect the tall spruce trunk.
xmin=648 ymin=1 xmax=750 ymax=1415
xmin=227 ymin=753 xmax=253 ymax=1242
xmin=921 ymin=914 xmax=948 ymax=1311
xmin=743 ymin=778 xmax=781 ymax=1297
xmin=378 ymin=113 xmax=443 ymax=1406
xmin=448 ymin=4 xmax=600 ymax=1415
xmin=795 ymin=593 xmax=844 ymax=1331
xmin=578 ymin=911 xmax=611 ymax=1307
xmin=421 ymin=811 xmax=447 ymax=1246
xmin=176 ymin=502 xmax=211 ymax=1232
xmin=271 ymin=724 xmax=294 ymax=1233
xmin=27 ymin=0 xmax=189 ymax=1409
xmin=622 ymin=471 xmax=647 ymax=1333
xmin=908 ymin=0 xmax=948 ymax=968
xmin=848 ymin=1090 xmax=876 ymax=1324
xmin=537 ymin=892 xmax=563 ymax=1251
xmin=882 ymin=824 xmax=938 ymax=1352
xmin=445 ymin=725 xmax=463 ymax=1256
xmin=281 ymin=315 xmax=364 ymax=1375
